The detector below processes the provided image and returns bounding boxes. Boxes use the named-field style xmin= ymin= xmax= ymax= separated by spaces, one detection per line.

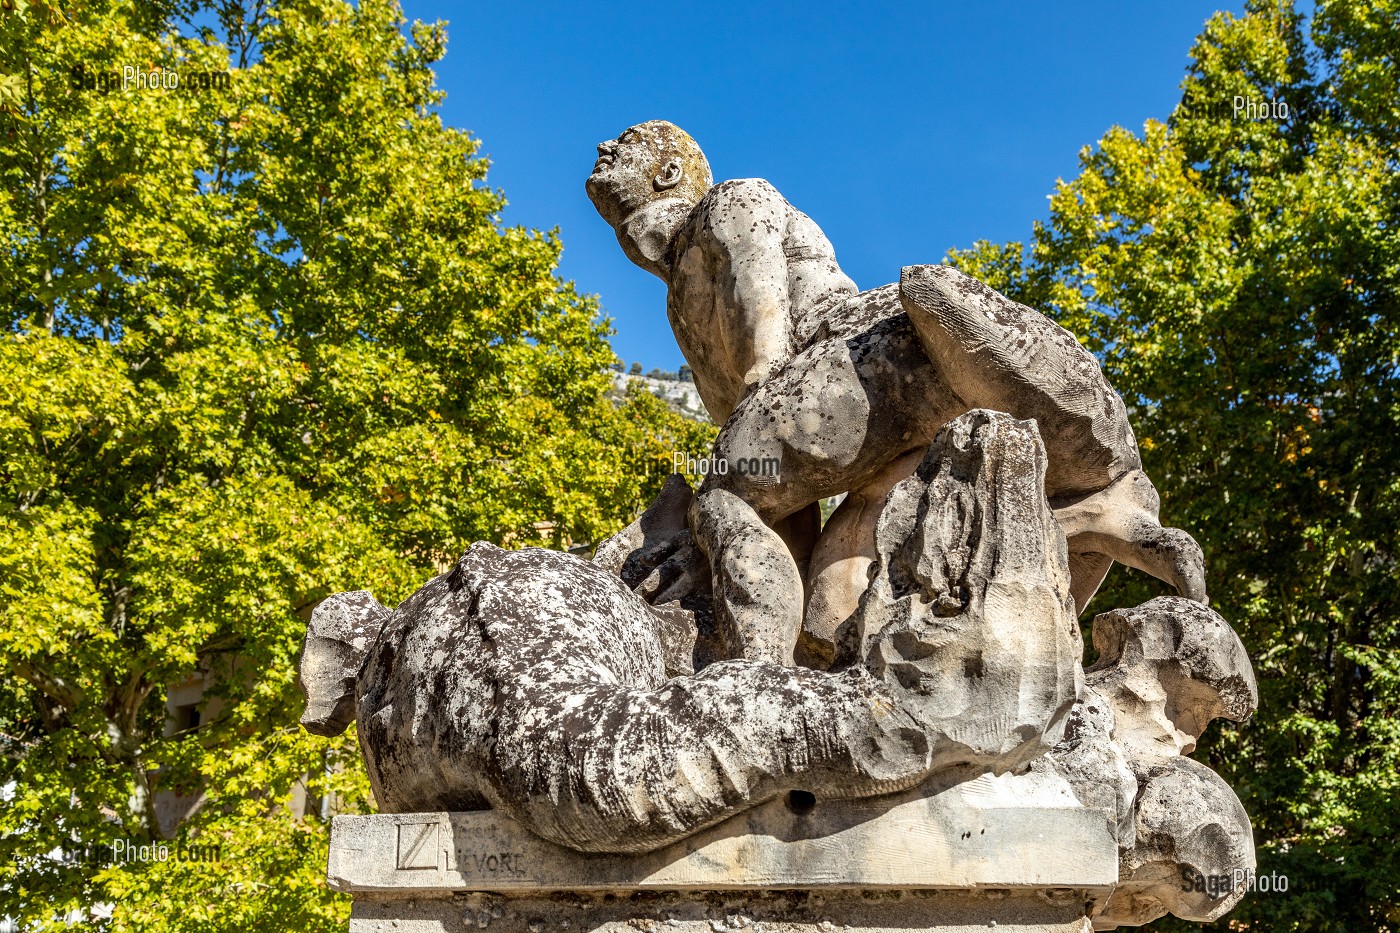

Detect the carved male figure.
xmin=587 ymin=121 xmax=1206 ymax=666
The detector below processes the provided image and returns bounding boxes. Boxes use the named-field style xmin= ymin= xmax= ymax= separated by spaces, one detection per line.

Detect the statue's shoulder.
xmin=691 ymin=178 xmax=791 ymax=240
xmin=708 ymin=176 xmax=783 ymax=196
xmin=700 ymin=177 xmax=786 ymax=208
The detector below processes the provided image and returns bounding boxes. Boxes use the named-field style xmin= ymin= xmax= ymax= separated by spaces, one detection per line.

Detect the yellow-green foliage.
xmin=0 ymin=0 xmax=712 ymax=928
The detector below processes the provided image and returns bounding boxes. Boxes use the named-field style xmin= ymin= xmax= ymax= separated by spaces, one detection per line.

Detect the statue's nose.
xmin=597 ymin=141 xmax=614 ymax=156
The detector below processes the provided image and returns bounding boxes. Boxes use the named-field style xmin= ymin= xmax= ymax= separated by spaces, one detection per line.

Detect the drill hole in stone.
xmin=786 ymin=790 xmax=817 ymax=816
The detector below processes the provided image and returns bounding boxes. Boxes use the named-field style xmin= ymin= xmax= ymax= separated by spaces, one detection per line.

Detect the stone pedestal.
xmin=328 ymin=774 xmax=1119 ymax=933
xmin=347 ymin=890 xmax=1096 ymax=933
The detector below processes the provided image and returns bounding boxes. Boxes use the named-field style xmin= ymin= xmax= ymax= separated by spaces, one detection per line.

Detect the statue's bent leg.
xmin=690 ymin=487 xmax=805 ymax=664
xmin=691 ymin=313 xmax=929 ymax=665
xmin=487 ymin=659 xmax=931 ymax=854
xmin=1068 ymin=519 xmax=1207 ymax=604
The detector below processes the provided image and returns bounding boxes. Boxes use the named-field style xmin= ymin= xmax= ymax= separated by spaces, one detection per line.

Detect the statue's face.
xmin=586 ymin=123 xmax=664 ymax=227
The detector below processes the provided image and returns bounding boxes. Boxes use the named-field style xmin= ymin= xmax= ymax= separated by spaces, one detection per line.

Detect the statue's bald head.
xmin=586 ymin=121 xmax=713 ymax=228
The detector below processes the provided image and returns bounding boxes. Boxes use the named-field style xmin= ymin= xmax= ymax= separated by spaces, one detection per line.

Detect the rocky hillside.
xmin=609 ymin=371 xmax=709 ymax=422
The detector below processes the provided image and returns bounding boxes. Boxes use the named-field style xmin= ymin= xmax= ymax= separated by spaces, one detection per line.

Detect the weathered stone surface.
xmin=331 ymin=769 xmax=1116 ymax=931
xmin=593 ymin=472 xmax=694 ymax=580
xmin=898 ymin=265 xmax=1207 ymax=610
xmin=354 ymin=543 xmax=943 ymax=854
xmin=1086 ymin=597 xmax=1257 ymax=758
xmin=586 ymin=120 xmax=1208 ymax=668
xmin=1032 ymin=686 xmax=1138 ymax=850
xmin=1095 ymin=757 xmax=1256 ymax=928
xmin=1078 ymin=598 xmax=1258 ymax=927
xmin=857 ymin=411 xmax=1083 ymax=770
xmin=346 ymin=411 xmax=1099 ymax=856
xmin=803 ymin=450 xmax=922 ymax=668
xmin=592 ymin=473 xmax=707 ymax=675
xmin=299 ymin=590 xmax=389 ymax=737
xmin=336 ymin=414 xmax=1103 ymax=857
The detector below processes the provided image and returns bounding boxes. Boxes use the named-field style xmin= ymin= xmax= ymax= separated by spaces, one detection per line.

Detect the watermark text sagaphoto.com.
xmin=71 ymin=66 xmax=230 ymax=94
xmin=1180 ymin=867 xmax=1289 ymax=896
xmin=672 ymin=451 xmax=780 ymax=483
xmin=1232 ymin=95 xmax=1289 ymax=120
xmin=63 ymin=839 xmax=222 ymax=865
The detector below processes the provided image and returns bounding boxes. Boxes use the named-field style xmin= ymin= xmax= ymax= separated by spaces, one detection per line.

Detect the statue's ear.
xmin=653 ymin=159 xmax=683 ymax=192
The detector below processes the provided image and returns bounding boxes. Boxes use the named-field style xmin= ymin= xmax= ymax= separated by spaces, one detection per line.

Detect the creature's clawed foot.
xmin=1155 ymin=526 xmax=1208 ymax=604
xmin=1054 ymin=472 xmax=1208 ymax=607
xmin=1119 ymin=522 xmax=1208 ymax=604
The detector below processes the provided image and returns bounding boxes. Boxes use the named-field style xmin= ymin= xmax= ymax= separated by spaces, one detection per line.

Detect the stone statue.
xmin=299 ymin=122 xmax=1260 ymax=933
xmin=585 ymin=121 xmax=1205 ymax=670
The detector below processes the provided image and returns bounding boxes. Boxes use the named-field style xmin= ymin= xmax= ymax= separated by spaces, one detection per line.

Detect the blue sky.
xmin=400 ymin=1 xmax=1246 ymax=373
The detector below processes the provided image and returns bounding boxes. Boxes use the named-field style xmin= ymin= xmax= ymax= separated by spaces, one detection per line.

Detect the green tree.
xmin=949 ymin=2 xmax=1399 ymax=929
xmin=0 ymin=0 xmax=710 ymax=927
